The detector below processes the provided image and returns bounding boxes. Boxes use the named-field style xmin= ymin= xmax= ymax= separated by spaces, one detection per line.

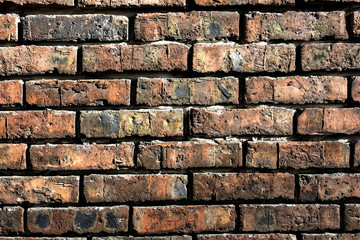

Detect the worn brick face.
xmin=79 ymin=0 xmax=185 ymax=7
xmin=136 ymin=77 xmax=239 ymax=106
xmin=27 ymin=206 xmax=129 ymax=234
xmin=246 ymin=11 xmax=347 ymax=42
xmin=239 ymin=204 xmax=340 ymax=232
xmin=198 ymin=234 xmax=297 ymax=240
xmin=30 ymin=143 xmax=134 ymax=170
xmin=135 ymin=12 xmax=239 ymax=41
xmin=345 ymin=204 xmax=360 ymax=231
xmin=0 ymin=144 xmax=27 ymax=170
xmin=0 ymin=207 xmax=24 ymax=234
xmin=133 ymin=205 xmax=236 ymax=234
xmin=194 ymin=0 xmax=294 ymax=6
xmin=190 ymin=107 xmax=294 ymax=136
xmin=26 ymin=79 xmax=130 ymax=106
xmin=84 ymin=174 xmax=187 ymax=202
xmin=80 ymin=109 xmax=183 ymax=138
xmin=137 ymin=140 xmax=242 ymax=169
xmin=0 ymin=80 xmax=23 ymax=106
xmin=0 ymin=0 xmax=73 ymax=4
xmin=193 ymin=42 xmax=296 ymax=73
xmin=193 ymin=173 xmax=295 ymax=201
xmin=246 ymin=142 xmax=277 ymax=169
xmin=0 ymin=14 xmax=20 ymax=41
xmin=302 ymin=234 xmax=360 ymax=240
xmin=0 ymin=46 xmax=77 ymax=76
xmin=245 ymin=76 xmax=347 ymax=104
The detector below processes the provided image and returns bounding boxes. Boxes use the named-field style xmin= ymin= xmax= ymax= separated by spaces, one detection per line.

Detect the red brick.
xmin=195 ymin=0 xmax=294 ymax=6
xmin=23 ymin=15 xmax=128 ymax=42
xmin=80 ymin=109 xmax=183 ymax=138
xmin=30 ymin=143 xmax=134 ymax=170
xmin=193 ymin=173 xmax=294 ymax=201
xmin=0 ymin=144 xmax=27 ymax=170
xmin=79 ymin=0 xmax=185 ymax=7
xmin=193 ymin=42 xmax=296 ymax=73
xmin=0 ymin=238 xmax=86 ymax=240
xmin=190 ymin=107 xmax=294 ymax=137
xmin=302 ymin=43 xmax=360 ymax=71
xmin=245 ymin=76 xmax=347 ymax=104
xmin=298 ymin=108 xmax=360 ymax=135
xmin=27 ymin=206 xmax=128 ymax=234
xmin=355 ymin=142 xmax=360 ymax=166
xmin=0 ymin=46 xmax=77 ymax=76
xmin=135 ymin=12 xmax=239 ymax=41
xmin=279 ymin=141 xmax=349 ymax=169
xmin=0 ymin=14 xmax=20 ymax=41
xmin=0 ymin=207 xmax=24 ymax=234
xmin=0 ymin=176 xmax=79 ymax=204
xmin=239 ymin=204 xmax=340 ymax=232
xmin=0 ymin=0 xmax=73 ymax=5
xmin=246 ymin=142 xmax=277 ymax=169
xmin=26 ymin=79 xmax=130 ymax=107
xmin=302 ymin=234 xmax=360 ymax=240
xmin=198 ymin=234 xmax=297 ymax=240
xmin=351 ymin=77 xmax=360 ymax=102
xmin=305 ymin=0 xmax=360 ymax=2
xmin=0 ymin=80 xmax=23 ymax=106
xmin=93 ymin=237 xmax=191 ymax=240
xmin=84 ymin=174 xmax=187 ymax=202
xmin=137 ymin=77 xmax=239 ymax=106
xmin=300 ymin=173 xmax=360 ymax=201
xmin=353 ymin=12 xmax=360 ymax=37
xmin=0 ymin=110 xmax=75 ymax=139
xmin=133 ymin=205 xmax=236 ymax=234
xmin=246 ymin=11 xmax=347 ymax=42
xmin=137 ymin=140 xmax=242 ymax=169
xmin=345 ymin=204 xmax=360 ymax=231
xmin=83 ymin=43 xmax=188 ymax=72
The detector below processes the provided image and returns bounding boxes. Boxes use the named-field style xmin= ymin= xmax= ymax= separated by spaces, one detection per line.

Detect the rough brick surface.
xmin=136 ymin=77 xmax=239 ymax=106
xmin=30 ymin=143 xmax=134 ymax=170
xmin=245 ymin=76 xmax=347 ymax=104
xmin=194 ymin=0 xmax=294 ymax=6
xmin=0 ymin=80 xmax=23 ymax=106
xmin=0 ymin=144 xmax=27 ymax=170
xmin=0 ymin=207 xmax=24 ymax=234
xmin=302 ymin=234 xmax=360 ymax=240
xmin=246 ymin=142 xmax=277 ymax=169
xmin=0 ymin=0 xmax=73 ymax=4
xmin=246 ymin=11 xmax=348 ymax=42
xmin=239 ymin=204 xmax=340 ymax=232
xmin=26 ymin=79 xmax=131 ymax=106
xmin=345 ymin=204 xmax=360 ymax=231
xmin=84 ymin=174 xmax=187 ymax=202
xmin=80 ymin=109 xmax=183 ymax=138
xmin=133 ymin=205 xmax=236 ymax=234
xmin=193 ymin=42 xmax=296 ymax=73
xmin=0 ymin=14 xmax=20 ymax=41
xmin=198 ymin=234 xmax=297 ymax=240
xmin=79 ymin=0 xmax=185 ymax=7
xmin=135 ymin=12 xmax=239 ymax=41
xmin=27 ymin=206 xmax=129 ymax=234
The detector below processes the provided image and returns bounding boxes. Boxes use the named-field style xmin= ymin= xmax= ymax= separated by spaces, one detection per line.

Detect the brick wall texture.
xmin=1 ymin=0 xmax=360 ymax=239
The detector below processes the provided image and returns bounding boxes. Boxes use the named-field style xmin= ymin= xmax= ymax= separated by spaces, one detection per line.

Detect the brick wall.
xmin=0 ymin=0 xmax=360 ymax=239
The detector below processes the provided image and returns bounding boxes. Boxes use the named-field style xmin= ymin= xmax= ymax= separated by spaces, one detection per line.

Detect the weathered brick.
xmin=30 ymin=143 xmax=134 ymax=170
xmin=0 ymin=176 xmax=79 ymax=204
xmin=193 ymin=173 xmax=294 ymax=201
xmin=193 ymin=42 xmax=296 ymax=73
xmin=198 ymin=234 xmax=297 ymax=240
xmin=0 ymin=110 xmax=75 ymax=139
xmin=135 ymin=12 xmax=239 ymax=41
xmin=133 ymin=205 xmax=236 ymax=234
xmin=26 ymin=79 xmax=131 ymax=107
xmin=0 ymin=207 xmax=24 ymax=234
xmin=0 ymin=46 xmax=77 ymax=76
xmin=0 ymin=14 xmax=20 ymax=41
xmin=195 ymin=0 xmax=294 ymax=6
xmin=345 ymin=204 xmax=360 ymax=231
xmin=0 ymin=144 xmax=27 ymax=170
xmin=0 ymin=80 xmax=23 ymax=106
xmin=0 ymin=0 xmax=73 ymax=5
xmin=80 ymin=109 xmax=183 ymax=138
xmin=354 ymin=142 xmax=360 ymax=166
xmin=23 ymin=15 xmax=128 ymax=42
xmin=305 ymin=0 xmax=360 ymax=2
xmin=93 ymin=237 xmax=191 ymax=240
xmin=353 ymin=12 xmax=360 ymax=37
xmin=190 ymin=107 xmax=294 ymax=137
xmin=239 ymin=204 xmax=340 ymax=232
xmin=84 ymin=174 xmax=187 ymax=202
xmin=279 ymin=141 xmax=350 ymax=169
xmin=302 ymin=43 xmax=360 ymax=71
xmin=79 ymin=0 xmax=185 ymax=7
xmin=83 ymin=42 xmax=188 ymax=72
xmin=246 ymin=142 xmax=277 ymax=169
xmin=27 ymin=206 xmax=128 ymax=234
xmin=137 ymin=140 xmax=242 ymax=170
xmin=245 ymin=76 xmax=347 ymax=104
xmin=298 ymin=108 xmax=360 ymax=135
xmin=300 ymin=173 xmax=360 ymax=201
xmin=302 ymin=234 xmax=360 ymax=240
xmin=351 ymin=77 xmax=360 ymax=102
xmin=246 ymin=11 xmax=347 ymax=42
xmin=0 ymin=238 xmax=86 ymax=240
xmin=137 ymin=77 xmax=239 ymax=106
